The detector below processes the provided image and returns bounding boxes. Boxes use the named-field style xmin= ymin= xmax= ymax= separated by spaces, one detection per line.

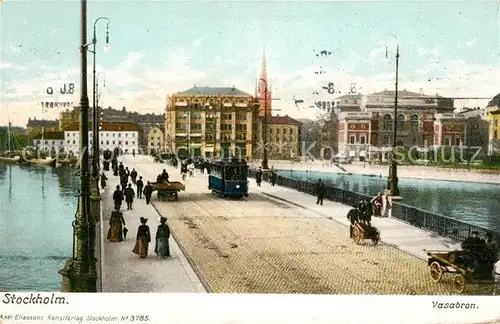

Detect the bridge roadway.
xmin=103 ymin=155 xmax=492 ymax=294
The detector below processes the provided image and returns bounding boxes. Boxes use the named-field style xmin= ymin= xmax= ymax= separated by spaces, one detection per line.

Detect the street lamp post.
xmin=386 ymin=44 xmax=401 ymax=197
xmin=91 ymin=17 xmax=110 ymax=181
xmin=58 ymin=0 xmax=96 ymax=292
xmin=259 ymin=78 xmax=269 ymax=169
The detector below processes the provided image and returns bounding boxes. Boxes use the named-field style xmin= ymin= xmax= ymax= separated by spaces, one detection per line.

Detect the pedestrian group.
xmin=105 ymin=158 xmax=171 ymax=260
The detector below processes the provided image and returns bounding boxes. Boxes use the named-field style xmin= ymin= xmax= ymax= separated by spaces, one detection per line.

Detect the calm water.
xmin=0 ymin=162 xmax=78 ymax=291
xmin=278 ymin=170 xmax=500 ymax=232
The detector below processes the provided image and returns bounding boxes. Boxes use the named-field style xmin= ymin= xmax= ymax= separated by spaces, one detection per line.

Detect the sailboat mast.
xmin=7 ymin=122 xmax=12 ymax=152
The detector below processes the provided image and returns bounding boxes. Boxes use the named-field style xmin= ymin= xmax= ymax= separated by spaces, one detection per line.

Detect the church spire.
xmin=257 ymin=45 xmax=271 ymax=116
xmin=259 ymin=45 xmax=267 ymax=82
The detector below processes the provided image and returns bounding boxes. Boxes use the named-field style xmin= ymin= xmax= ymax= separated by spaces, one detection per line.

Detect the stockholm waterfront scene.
xmin=1 ymin=1 xmax=499 ymax=294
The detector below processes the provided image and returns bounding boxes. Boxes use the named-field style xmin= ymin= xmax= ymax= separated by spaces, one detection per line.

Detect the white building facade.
xmin=64 ymin=122 xmax=139 ymax=155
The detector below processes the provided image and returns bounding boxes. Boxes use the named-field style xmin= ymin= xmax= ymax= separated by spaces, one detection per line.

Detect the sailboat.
xmin=0 ymin=122 xmax=22 ymax=164
xmin=26 ymin=115 xmax=56 ymax=167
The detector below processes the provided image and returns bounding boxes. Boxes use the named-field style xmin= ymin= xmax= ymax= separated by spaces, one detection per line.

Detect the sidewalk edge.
xmin=150 ymin=203 xmax=213 ymax=293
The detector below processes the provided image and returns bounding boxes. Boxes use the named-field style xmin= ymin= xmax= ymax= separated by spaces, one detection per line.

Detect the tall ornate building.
xmin=164 ymin=87 xmax=259 ymax=159
xmin=336 ymin=89 xmax=466 ymax=161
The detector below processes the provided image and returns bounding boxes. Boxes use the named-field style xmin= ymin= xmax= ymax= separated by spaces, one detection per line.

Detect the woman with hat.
xmin=107 ymin=206 xmax=126 ymax=242
xmin=132 ymin=217 xmax=151 ymax=258
xmin=155 ymin=217 xmax=171 ymax=258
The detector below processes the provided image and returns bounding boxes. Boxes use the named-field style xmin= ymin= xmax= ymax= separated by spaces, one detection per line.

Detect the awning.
xmin=359 ymin=150 xmax=366 ymax=157
xmin=349 ymin=151 xmax=356 ymax=157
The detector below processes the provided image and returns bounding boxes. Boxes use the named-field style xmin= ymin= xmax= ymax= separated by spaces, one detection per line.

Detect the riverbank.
xmin=252 ymin=160 xmax=500 ymax=185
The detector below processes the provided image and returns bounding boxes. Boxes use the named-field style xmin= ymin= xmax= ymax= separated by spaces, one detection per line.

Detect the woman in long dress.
xmin=107 ymin=207 xmax=126 ymax=242
xmin=132 ymin=217 xmax=151 ymax=258
xmin=155 ymin=217 xmax=171 ymax=258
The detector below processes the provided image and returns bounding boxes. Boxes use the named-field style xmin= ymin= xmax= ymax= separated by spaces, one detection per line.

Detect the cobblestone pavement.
xmin=125 ymin=156 xmax=495 ymax=295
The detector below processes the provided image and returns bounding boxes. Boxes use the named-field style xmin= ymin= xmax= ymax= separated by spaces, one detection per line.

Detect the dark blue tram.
xmin=208 ymin=158 xmax=249 ymax=198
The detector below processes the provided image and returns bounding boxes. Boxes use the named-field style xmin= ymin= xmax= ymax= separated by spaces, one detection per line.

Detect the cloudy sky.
xmin=1 ymin=0 xmax=499 ymax=126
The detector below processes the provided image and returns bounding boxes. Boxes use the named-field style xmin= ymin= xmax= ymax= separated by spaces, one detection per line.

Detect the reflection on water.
xmin=280 ymin=170 xmax=500 ymax=232
xmin=0 ymin=162 xmax=79 ymax=291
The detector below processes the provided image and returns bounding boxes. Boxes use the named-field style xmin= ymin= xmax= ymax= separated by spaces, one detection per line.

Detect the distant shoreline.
xmin=254 ymin=160 xmax=500 ymax=185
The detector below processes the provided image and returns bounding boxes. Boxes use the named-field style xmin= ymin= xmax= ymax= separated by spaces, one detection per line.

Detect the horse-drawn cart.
xmin=151 ymin=181 xmax=185 ymax=201
xmin=351 ymin=222 xmax=380 ymax=246
xmin=427 ymin=250 xmax=496 ymax=293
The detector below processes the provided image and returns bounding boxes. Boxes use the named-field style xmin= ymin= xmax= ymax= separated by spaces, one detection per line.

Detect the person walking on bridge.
xmin=100 ymin=173 xmax=108 ymax=189
xmin=107 ymin=206 xmax=126 ymax=242
xmin=124 ymin=183 xmax=135 ymax=210
xmin=315 ymin=179 xmax=325 ymax=205
xmin=256 ymin=167 xmax=263 ymax=186
xmin=155 ymin=217 xmax=171 ymax=258
xmin=130 ymin=168 xmax=138 ymax=185
xmin=113 ymin=185 xmax=124 ymax=210
xmin=136 ymin=176 xmax=144 ymax=199
xmin=133 ymin=217 xmax=151 ymax=259
xmin=144 ymin=181 xmax=153 ymax=204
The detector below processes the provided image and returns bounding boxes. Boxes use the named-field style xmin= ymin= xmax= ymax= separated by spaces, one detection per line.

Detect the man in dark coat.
xmin=255 ymin=167 xmax=262 ymax=186
xmin=136 ymin=176 xmax=144 ymax=199
xmin=112 ymin=185 xmax=124 ymax=210
xmin=347 ymin=203 xmax=362 ymax=238
xmin=144 ymin=181 xmax=154 ymax=204
xmin=124 ymin=183 xmax=135 ymax=210
xmin=120 ymin=174 xmax=128 ymax=193
xmin=118 ymin=162 xmax=125 ymax=174
xmin=270 ymin=170 xmax=277 ymax=186
xmin=130 ymin=168 xmax=138 ymax=184
xmin=100 ymin=173 xmax=108 ymax=189
xmin=315 ymin=179 xmax=326 ymax=205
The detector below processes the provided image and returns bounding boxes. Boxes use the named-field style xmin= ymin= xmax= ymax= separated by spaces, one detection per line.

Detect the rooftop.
xmin=33 ymin=131 xmax=64 ymax=140
xmin=65 ymin=122 xmax=139 ymax=132
xmin=26 ymin=118 xmax=59 ymax=127
xmin=258 ymin=115 xmax=302 ymax=126
xmin=175 ymin=86 xmax=252 ymax=97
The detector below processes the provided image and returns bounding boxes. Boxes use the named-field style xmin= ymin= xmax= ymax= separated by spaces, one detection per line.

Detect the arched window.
xmin=383 ymin=114 xmax=392 ymax=131
xmin=396 ymin=114 xmax=405 ymax=132
xmin=410 ymin=114 xmax=419 ymax=132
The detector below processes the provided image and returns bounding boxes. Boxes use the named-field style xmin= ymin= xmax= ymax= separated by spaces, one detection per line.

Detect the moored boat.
xmin=28 ymin=157 xmax=56 ymax=167
xmin=0 ymin=155 xmax=20 ymax=163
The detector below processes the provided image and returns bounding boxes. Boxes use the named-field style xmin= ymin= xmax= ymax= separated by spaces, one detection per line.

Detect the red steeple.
xmin=256 ymin=45 xmax=272 ymax=116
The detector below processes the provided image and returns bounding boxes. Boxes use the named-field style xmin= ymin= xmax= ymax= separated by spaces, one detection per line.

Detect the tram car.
xmin=208 ymin=158 xmax=249 ymax=198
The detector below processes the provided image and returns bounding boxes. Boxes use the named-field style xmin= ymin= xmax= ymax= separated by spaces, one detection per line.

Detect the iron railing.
xmin=249 ymin=169 xmax=500 ymax=247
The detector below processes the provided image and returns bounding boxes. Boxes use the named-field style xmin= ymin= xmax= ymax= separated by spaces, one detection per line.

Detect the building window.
xmin=383 ymin=135 xmax=390 ymax=145
xmin=349 ymin=136 xmax=355 ymax=144
xmin=132 ymin=133 xmax=135 ymax=137
xmin=125 ymin=141 xmax=128 ymax=145
xmin=494 ymin=130 xmax=498 ymax=139
xmin=455 ymin=138 xmax=461 ymax=146
xmin=125 ymin=133 xmax=128 ymax=137
xmin=444 ymin=137 xmax=451 ymax=146
xmin=112 ymin=133 xmax=115 ymax=137
xmin=383 ymin=114 xmax=392 ymax=131
xmin=118 ymin=133 xmax=121 ymax=137
xmin=73 ymin=140 xmax=76 ymax=144
xmin=359 ymin=136 xmax=366 ymax=144
xmin=132 ymin=141 xmax=135 ymax=145
xmin=410 ymin=114 xmax=419 ymax=132
xmin=112 ymin=141 xmax=115 ymax=145
xmin=106 ymin=141 xmax=109 ymax=145
xmin=396 ymin=114 xmax=405 ymax=132
xmin=353 ymin=100 xmax=358 ymax=104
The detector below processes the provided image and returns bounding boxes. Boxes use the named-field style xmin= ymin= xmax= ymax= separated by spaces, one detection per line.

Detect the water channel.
xmin=0 ymin=162 xmax=77 ymax=291
xmin=278 ymin=170 xmax=500 ymax=232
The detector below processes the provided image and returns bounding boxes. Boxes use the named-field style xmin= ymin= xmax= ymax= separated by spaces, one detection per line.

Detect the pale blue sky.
xmin=1 ymin=0 xmax=499 ymax=126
